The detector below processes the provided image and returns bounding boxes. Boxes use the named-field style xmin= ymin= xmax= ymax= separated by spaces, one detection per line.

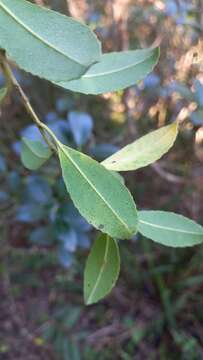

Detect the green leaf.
xmin=58 ymin=144 xmax=138 ymax=239
xmin=56 ymin=47 xmax=160 ymax=94
xmin=138 ymin=211 xmax=203 ymax=247
xmin=84 ymin=234 xmax=120 ymax=305
xmin=0 ymin=87 xmax=7 ymax=103
xmin=0 ymin=0 xmax=101 ymax=82
xmin=102 ymin=122 xmax=178 ymax=171
xmin=21 ymin=137 xmax=52 ymax=170
xmin=110 ymin=171 xmax=125 ymax=184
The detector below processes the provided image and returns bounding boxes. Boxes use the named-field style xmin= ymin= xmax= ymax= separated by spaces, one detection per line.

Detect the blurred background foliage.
xmin=0 ymin=0 xmax=203 ymax=358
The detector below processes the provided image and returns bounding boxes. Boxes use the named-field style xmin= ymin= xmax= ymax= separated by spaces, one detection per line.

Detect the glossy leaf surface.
xmin=102 ymin=122 xmax=178 ymax=171
xmin=58 ymin=144 xmax=138 ymax=239
xmin=138 ymin=211 xmax=203 ymax=247
xmin=56 ymin=47 xmax=160 ymax=94
xmin=84 ymin=234 xmax=120 ymax=305
xmin=0 ymin=0 xmax=101 ymax=82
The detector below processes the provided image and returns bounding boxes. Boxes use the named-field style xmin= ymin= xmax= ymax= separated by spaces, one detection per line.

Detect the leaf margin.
xmin=102 ymin=121 xmax=179 ymax=172
xmin=138 ymin=210 xmax=203 ymax=247
xmin=84 ymin=233 xmax=120 ymax=305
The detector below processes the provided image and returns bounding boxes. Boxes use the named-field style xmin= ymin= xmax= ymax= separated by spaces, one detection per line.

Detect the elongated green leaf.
xmin=21 ymin=137 xmax=52 ymax=170
xmin=138 ymin=211 xmax=203 ymax=247
xmin=0 ymin=0 xmax=101 ymax=82
xmin=84 ymin=234 xmax=120 ymax=305
xmin=110 ymin=171 xmax=125 ymax=184
xmin=0 ymin=87 xmax=7 ymax=103
xmin=102 ymin=122 xmax=178 ymax=171
xmin=56 ymin=47 xmax=160 ymax=94
xmin=58 ymin=144 xmax=138 ymax=239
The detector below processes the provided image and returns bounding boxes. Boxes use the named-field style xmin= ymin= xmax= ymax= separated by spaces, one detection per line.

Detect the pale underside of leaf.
xmin=21 ymin=138 xmax=52 ymax=170
xmin=0 ymin=0 xmax=101 ymax=82
xmin=55 ymin=47 xmax=160 ymax=94
xmin=84 ymin=234 xmax=120 ymax=305
xmin=138 ymin=211 xmax=203 ymax=247
xmin=102 ymin=122 xmax=178 ymax=171
xmin=22 ymin=138 xmax=51 ymax=159
xmin=58 ymin=144 xmax=138 ymax=239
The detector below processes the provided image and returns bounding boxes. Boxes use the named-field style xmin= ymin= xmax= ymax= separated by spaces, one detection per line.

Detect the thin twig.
xmin=0 ymin=52 xmax=57 ymax=153
xmin=151 ymin=163 xmax=184 ymax=184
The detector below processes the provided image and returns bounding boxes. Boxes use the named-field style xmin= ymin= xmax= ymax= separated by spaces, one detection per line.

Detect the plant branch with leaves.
xmin=0 ymin=0 xmax=203 ymax=305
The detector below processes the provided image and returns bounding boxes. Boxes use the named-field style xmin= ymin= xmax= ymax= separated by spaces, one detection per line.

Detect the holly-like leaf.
xmin=0 ymin=87 xmax=7 ymax=104
xmin=102 ymin=122 xmax=178 ymax=171
xmin=21 ymin=137 xmax=52 ymax=170
xmin=194 ymin=80 xmax=203 ymax=107
xmin=58 ymin=144 xmax=138 ymax=239
xmin=16 ymin=203 xmax=46 ymax=223
xmin=90 ymin=143 xmax=119 ymax=161
xmin=0 ymin=154 xmax=6 ymax=172
xmin=68 ymin=111 xmax=93 ymax=147
xmin=24 ymin=175 xmax=52 ymax=204
xmin=190 ymin=110 xmax=203 ymax=126
xmin=56 ymin=47 xmax=160 ymax=94
xmin=84 ymin=234 xmax=120 ymax=305
xmin=0 ymin=0 xmax=101 ymax=82
xmin=138 ymin=210 xmax=203 ymax=247
xmin=29 ymin=226 xmax=54 ymax=246
xmin=57 ymin=227 xmax=78 ymax=253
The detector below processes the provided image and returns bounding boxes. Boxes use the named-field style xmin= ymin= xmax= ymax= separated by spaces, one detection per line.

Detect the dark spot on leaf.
xmin=99 ymin=224 xmax=104 ymax=230
xmin=112 ymin=161 xmax=117 ymax=163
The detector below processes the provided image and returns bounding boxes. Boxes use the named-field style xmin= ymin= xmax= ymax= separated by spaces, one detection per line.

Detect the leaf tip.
xmin=84 ymin=297 xmax=93 ymax=306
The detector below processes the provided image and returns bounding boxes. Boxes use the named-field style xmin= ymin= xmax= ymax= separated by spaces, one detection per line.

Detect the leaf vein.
xmin=139 ymin=220 xmax=202 ymax=235
xmin=82 ymin=50 xmax=156 ymax=79
xmin=0 ymin=2 xmax=84 ymax=67
xmin=61 ymin=146 xmax=132 ymax=236
xmin=87 ymin=236 xmax=110 ymax=304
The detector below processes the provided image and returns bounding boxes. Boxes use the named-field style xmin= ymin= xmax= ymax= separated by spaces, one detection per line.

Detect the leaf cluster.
xmin=0 ymin=0 xmax=202 ymax=304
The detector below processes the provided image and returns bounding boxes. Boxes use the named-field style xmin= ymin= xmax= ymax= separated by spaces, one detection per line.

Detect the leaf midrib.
xmin=0 ymin=1 xmax=84 ymax=67
xmin=23 ymin=139 xmax=50 ymax=160
xmin=61 ymin=145 xmax=132 ymax=237
xmin=81 ymin=49 xmax=156 ymax=79
xmin=104 ymin=123 xmax=177 ymax=168
xmin=87 ymin=236 xmax=110 ymax=304
xmin=139 ymin=219 xmax=203 ymax=236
